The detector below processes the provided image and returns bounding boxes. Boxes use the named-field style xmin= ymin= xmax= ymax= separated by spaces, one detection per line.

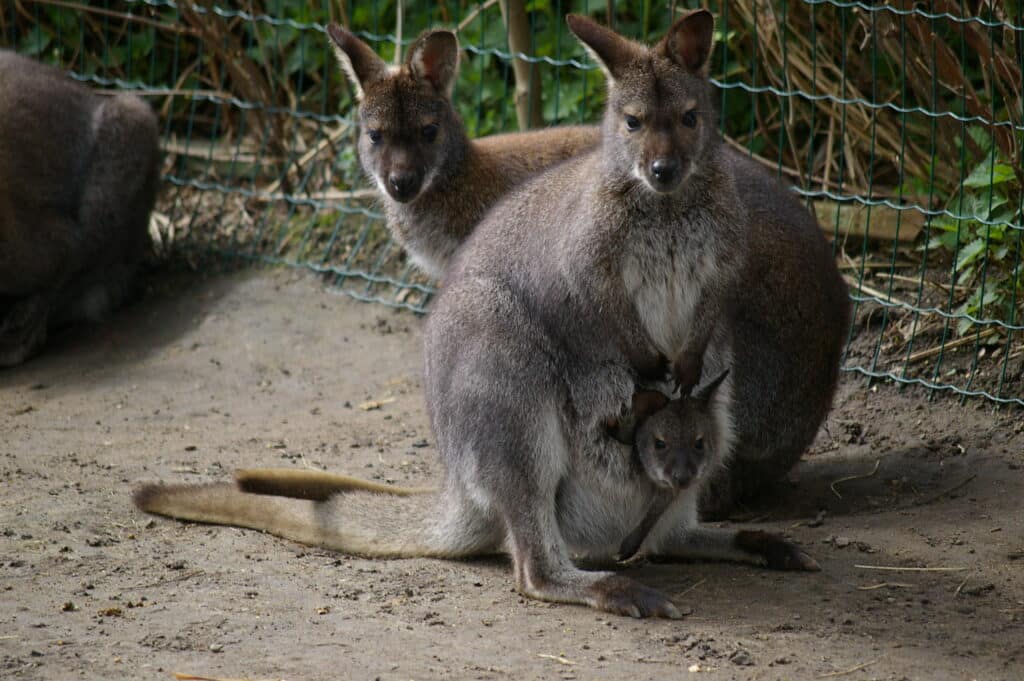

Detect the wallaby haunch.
xmin=137 ymin=11 xmax=820 ymax=618
xmin=327 ymin=24 xmax=598 ymax=279
xmin=0 ymin=51 xmax=160 ymax=367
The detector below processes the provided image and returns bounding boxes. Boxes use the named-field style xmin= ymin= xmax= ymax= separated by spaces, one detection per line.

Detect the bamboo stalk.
xmin=498 ymin=0 xmax=544 ymax=130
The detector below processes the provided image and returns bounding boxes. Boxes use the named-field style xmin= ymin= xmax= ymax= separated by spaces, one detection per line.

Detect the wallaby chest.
xmin=618 ymin=209 xmax=727 ymax=357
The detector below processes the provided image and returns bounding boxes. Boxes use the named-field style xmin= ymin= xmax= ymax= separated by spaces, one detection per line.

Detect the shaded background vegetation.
xmin=2 ymin=0 xmax=1022 ymax=404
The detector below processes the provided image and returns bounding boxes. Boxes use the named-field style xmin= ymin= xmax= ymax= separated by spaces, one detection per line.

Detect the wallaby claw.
xmin=792 ymin=550 xmax=822 ymax=572
xmin=735 ymin=529 xmax=821 ymax=572
xmin=590 ymin=575 xmax=682 ymax=619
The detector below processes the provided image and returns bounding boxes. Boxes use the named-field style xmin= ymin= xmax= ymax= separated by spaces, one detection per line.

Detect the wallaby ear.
xmin=566 ymin=14 xmax=642 ymax=83
xmin=692 ymin=368 xmax=730 ymax=403
xmin=632 ymin=389 xmax=671 ymax=423
xmin=658 ymin=9 xmax=715 ymax=76
xmin=406 ymin=30 xmax=460 ymax=98
xmin=326 ymin=23 xmax=387 ymax=101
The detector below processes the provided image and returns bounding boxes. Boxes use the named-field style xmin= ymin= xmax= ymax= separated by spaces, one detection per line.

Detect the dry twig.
xmin=829 ymin=459 xmax=881 ymax=499
xmin=817 ymin=658 xmax=880 ymax=678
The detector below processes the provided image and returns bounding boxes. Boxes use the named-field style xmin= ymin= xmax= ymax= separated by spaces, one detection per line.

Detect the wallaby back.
xmin=697 ymin=149 xmax=850 ymax=516
xmin=0 ymin=51 xmax=159 ymax=366
xmin=327 ymin=25 xmax=598 ymax=277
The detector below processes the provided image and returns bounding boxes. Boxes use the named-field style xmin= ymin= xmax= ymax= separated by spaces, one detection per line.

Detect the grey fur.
xmin=0 ymin=51 xmax=159 ymax=367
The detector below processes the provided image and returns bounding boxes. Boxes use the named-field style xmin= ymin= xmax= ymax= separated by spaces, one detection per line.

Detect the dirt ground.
xmin=2 ymin=268 xmax=1022 ymax=681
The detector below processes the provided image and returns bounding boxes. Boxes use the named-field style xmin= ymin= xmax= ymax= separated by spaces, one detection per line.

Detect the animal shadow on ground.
xmin=0 ymin=265 xmax=244 ymax=391
xmin=737 ymin=445 xmax=992 ymax=521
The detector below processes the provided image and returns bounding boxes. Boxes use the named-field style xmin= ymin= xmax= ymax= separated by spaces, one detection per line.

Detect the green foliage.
xmin=927 ymin=127 xmax=1024 ymax=335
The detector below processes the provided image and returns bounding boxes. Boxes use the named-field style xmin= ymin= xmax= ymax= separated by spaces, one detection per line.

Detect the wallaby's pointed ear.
xmin=326 ymin=23 xmax=387 ymax=101
xmin=692 ymin=368 xmax=730 ymax=403
xmin=566 ymin=14 xmax=641 ymax=83
xmin=632 ymin=389 xmax=671 ymax=423
xmin=406 ymin=30 xmax=460 ymax=98
xmin=658 ymin=9 xmax=715 ymax=76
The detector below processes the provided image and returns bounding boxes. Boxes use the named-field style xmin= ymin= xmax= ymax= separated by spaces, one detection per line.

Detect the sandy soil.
xmin=2 ymin=268 xmax=1022 ymax=681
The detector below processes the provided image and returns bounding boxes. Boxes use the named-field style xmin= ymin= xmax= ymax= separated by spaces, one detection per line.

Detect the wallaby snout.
xmin=386 ymin=167 xmax=424 ymax=203
xmin=644 ymin=437 xmax=704 ymax=491
xmin=649 ymin=157 xmax=681 ymax=192
xmin=667 ymin=446 xmax=704 ymax=489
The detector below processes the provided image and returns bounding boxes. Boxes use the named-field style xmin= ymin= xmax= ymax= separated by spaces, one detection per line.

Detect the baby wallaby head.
xmin=327 ymin=25 xmax=464 ymax=203
xmin=634 ymin=368 xmax=729 ymax=491
xmin=566 ymin=10 xmax=718 ymax=195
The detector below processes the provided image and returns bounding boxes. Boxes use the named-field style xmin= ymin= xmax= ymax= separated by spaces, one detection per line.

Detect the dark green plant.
xmin=927 ymin=127 xmax=1024 ymax=335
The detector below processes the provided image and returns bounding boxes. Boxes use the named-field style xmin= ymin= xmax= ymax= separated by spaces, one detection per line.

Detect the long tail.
xmin=133 ymin=482 xmax=486 ymax=559
xmin=234 ymin=468 xmax=434 ymax=501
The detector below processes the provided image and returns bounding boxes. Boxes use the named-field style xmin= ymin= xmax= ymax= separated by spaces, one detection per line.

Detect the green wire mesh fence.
xmin=3 ymin=1 xmax=1023 ymax=405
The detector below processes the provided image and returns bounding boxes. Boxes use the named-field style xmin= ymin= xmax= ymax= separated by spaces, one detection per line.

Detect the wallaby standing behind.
xmin=0 ymin=51 xmax=160 ymax=367
xmin=137 ymin=11 xmax=819 ymax=619
xmin=326 ymin=25 xmax=598 ymax=278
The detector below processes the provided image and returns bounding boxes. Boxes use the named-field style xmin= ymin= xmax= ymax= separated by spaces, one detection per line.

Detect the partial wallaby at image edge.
xmin=0 ymin=50 xmax=160 ymax=368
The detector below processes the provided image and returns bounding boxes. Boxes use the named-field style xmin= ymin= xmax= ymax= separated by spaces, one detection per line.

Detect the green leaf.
xmin=964 ymin=154 xmax=1015 ymax=188
xmin=966 ymin=125 xmax=992 ymax=151
xmin=955 ymin=238 xmax=987 ymax=272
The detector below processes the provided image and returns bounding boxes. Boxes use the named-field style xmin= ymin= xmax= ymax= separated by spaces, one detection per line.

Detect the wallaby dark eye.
xmin=694 ymin=436 xmax=704 ymax=451
xmin=681 ymin=110 xmax=698 ymax=128
xmin=422 ymin=123 xmax=439 ymax=142
xmin=654 ymin=438 xmax=667 ymax=450
xmin=367 ymin=129 xmax=383 ymax=145
xmin=624 ymin=115 xmax=641 ymax=132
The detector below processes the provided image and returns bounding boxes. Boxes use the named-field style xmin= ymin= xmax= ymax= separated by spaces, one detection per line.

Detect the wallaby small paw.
xmin=735 ymin=530 xmax=820 ymax=572
xmin=590 ymin=575 xmax=682 ymax=619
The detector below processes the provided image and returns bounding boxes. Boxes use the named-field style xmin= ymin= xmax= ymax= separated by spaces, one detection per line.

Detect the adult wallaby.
xmin=0 ymin=51 xmax=160 ymax=367
xmin=327 ymin=25 xmax=598 ymax=278
xmin=137 ymin=11 xmax=819 ymax=619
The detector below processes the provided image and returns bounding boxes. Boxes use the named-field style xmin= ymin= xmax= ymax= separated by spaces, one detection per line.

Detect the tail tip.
xmin=132 ymin=483 xmax=164 ymax=511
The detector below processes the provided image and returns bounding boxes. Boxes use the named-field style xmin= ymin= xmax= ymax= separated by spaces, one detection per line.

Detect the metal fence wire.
xmin=4 ymin=1 xmax=1023 ymax=406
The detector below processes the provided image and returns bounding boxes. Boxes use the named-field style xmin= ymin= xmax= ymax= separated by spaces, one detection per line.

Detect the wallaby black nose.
xmin=671 ymin=468 xmax=693 ymax=488
xmin=387 ymin=172 xmax=421 ymax=202
xmin=650 ymin=158 xmax=679 ymax=184
xmin=670 ymin=457 xmax=700 ymax=489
